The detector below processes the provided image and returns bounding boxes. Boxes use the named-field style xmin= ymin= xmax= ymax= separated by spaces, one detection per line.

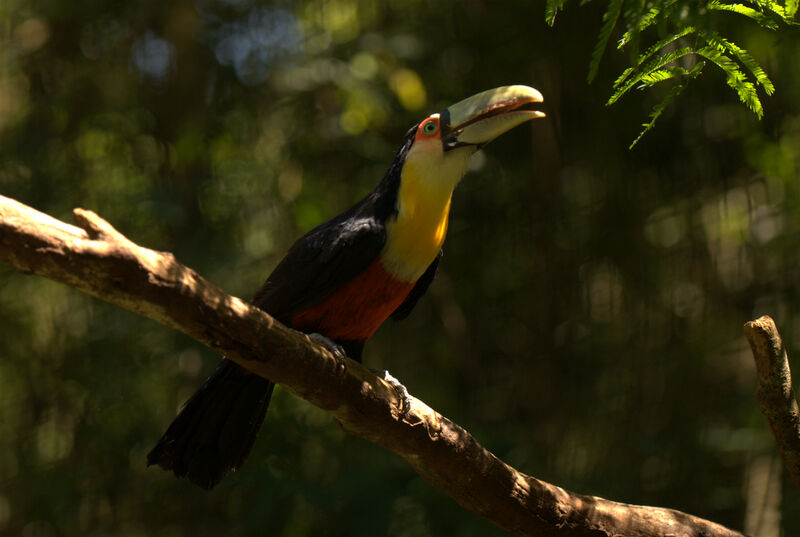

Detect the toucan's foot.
xmin=308 ymin=333 xmax=346 ymax=360
xmin=374 ymin=369 xmax=411 ymax=416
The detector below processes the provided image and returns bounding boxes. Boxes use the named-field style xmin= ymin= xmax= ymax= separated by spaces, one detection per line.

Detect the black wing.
xmin=252 ymin=126 xmax=417 ymax=324
xmin=251 ymin=213 xmax=386 ymax=324
xmin=390 ymin=249 xmax=441 ymax=321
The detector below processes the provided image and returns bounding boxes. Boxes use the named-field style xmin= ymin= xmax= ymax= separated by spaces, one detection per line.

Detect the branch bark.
xmin=0 ymin=193 xmax=747 ymax=537
xmin=744 ymin=315 xmax=800 ymax=491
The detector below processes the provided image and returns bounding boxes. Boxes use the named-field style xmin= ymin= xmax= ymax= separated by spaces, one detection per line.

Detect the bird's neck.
xmin=381 ymin=148 xmax=468 ymax=282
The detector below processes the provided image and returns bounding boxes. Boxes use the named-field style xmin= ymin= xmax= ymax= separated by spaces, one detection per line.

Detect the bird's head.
xmin=380 ymin=85 xmax=545 ymax=281
xmin=432 ymin=84 xmax=545 ymax=150
xmin=399 ymin=84 xmax=545 ymax=193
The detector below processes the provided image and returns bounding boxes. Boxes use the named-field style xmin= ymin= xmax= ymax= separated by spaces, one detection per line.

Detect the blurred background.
xmin=1 ymin=0 xmax=799 ymax=535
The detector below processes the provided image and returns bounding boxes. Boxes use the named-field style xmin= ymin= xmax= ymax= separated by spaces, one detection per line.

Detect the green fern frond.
xmin=630 ymin=84 xmax=688 ymax=149
xmin=707 ymin=1 xmax=780 ymax=29
xmin=608 ymin=46 xmax=696 ymax=104
xmin=613 ymin=67 xmax=635 ymax=88
xmin=749 ymin=0 xmax=797 ymax=21
xmin=588 ymin=0 xmax=625 ymax=83
xmin=696 ymin=45 xmax=764 ymax=117
xmin=748 ymin=0 xmax=777 ymax=13
xmin=545 ymin=0 xmax=570 ymax=26
xmin=614 ymin=26 xmax=696 ymax=89
xmin=698 ymin=29 xmax=775 ymax=94
xmin=629 ymin=62 xmax=706 ymax=149
xmin=618 ymin=0 xmax=679 ymax=48
xmin=543 ymin=0 xmax=792 ymax=146
xmin=639 ymin=66 xmax=694 ymax=86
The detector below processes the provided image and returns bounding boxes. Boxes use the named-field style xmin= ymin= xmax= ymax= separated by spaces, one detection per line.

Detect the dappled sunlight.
xmin=3 ymin=0 xmax=800 ymax=535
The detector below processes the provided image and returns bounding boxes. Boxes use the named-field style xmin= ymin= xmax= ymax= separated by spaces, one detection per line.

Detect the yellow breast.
xmin=382 ymin=175 xmax=451 ymax=281
xmin=380 ymin=133 xmax=473 ymax=282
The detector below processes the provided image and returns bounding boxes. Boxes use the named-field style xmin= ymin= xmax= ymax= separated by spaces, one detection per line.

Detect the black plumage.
xmin=147 ymin=123 xmax=441 ymax=489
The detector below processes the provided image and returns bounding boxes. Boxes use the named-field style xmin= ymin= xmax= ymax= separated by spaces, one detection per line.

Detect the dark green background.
xmin=1 ymin=1 xmax=798 ymax=535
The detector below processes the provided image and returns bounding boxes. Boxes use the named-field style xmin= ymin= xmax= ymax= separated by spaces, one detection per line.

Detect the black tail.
xmin=147 ymin=359 xmax=274 ymax=490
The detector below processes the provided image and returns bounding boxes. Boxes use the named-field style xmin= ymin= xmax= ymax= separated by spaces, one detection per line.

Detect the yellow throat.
xmin=381 ymin=139 xmax=473 ymax=282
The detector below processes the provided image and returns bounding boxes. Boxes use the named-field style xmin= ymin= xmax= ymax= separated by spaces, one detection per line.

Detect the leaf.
xmin=608 ymin=46 xmax=696 ymax=105
xmin=613 ymin=67 xmax=636 ymax=88
xmin=545 ymin=0 xmax=569 ymax=26
xmin=698 ymin=29 xmax=775 ymax=94
xmin=618 ymin=0 xmax=679 ymax=49
xmin=638 ymin=66 xmax=694 ymax=86
xmin=614 ymin=26 xmax=697 ymax=88
xmin=544 ymin=0 xmax=791 ymax=144
xmin=696 ymin=45 xmax=764 ymax=117
xmin=749 ymin=0 xmax=796 ymax=22
xmin=588 ymin=0 xmax=625 ymax=83
xmin=629 ymin=62 xmax=705 ymax=148
xmin=707 ymin=1 xmax=779 ymax=29
xmin=629 ymin=83 xmax=688 ymax=149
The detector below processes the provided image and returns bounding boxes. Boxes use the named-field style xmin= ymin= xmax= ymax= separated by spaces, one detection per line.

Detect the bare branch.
xmin=744 ymin=315 xmax=800 ymax=491
xmin=0 ymin=194 xmax=747 ymax=536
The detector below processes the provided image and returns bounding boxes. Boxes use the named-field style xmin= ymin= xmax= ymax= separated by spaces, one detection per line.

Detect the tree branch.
xmin=0 ymin=193 xmax=747 ymax=537
xmin=744 ymin=315 xmax=800 ymax=491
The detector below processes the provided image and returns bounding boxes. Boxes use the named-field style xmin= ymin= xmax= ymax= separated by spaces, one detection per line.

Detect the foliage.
xmin=2 ymin=0 xmax=800 ymax=536
xmin=547 ymin=0 xmax=798 ymax=146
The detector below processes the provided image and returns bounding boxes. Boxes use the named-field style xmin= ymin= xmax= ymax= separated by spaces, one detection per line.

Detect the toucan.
xmin=147 ymin=85 xmax=546 ymax=489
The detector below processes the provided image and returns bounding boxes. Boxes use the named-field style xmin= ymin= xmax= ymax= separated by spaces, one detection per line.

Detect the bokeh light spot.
xmin=389 ymin=68 xmax=426 ymax=111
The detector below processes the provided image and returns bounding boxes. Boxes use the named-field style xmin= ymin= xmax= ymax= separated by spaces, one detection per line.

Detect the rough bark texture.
xmin=0 ymin=194 xmax=748 ymax=537
xmin=744 ymin=315 xmax=800 ymax=492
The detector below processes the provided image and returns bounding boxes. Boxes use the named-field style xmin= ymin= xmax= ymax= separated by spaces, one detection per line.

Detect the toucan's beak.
xmin=441 ymin=85 xmax=545 ymax=150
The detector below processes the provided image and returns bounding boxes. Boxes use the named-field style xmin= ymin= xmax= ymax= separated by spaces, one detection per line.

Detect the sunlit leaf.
xmin=638 ymin=66 xmax=694 ymax=86
xmin=707 ymin=1 xmax=780 ymax=29
xmin=546 ymin=0 xmax=570 ymax=26
xmin=749 ymin=0 xmax=797 ymax=21
xmin=630 ymin=62 xmax=705 ymax=148
xmin=588 ymin=0 xmax=625 ymax=83
xmin=585 ymin=0 xmax=792 ymax=142
xmin=698 ymin=29 xmax=775 ymax=94
xmin=696 ymin=45 xmax=764 ymax=117
xmin=614 ymin=26 xmax=696 ymax=89
xmin=608 ymin=46 xmax=696 ymax=105
xmin=618 ymin=0 xmax=678 ymax=48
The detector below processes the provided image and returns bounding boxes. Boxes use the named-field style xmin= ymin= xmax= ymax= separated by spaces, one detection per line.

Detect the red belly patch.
xmin=289 ymin=259 xmax=415 ymax=342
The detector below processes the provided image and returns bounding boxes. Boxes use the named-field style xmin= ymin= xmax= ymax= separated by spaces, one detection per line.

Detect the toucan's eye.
xmin=422 ymin=120 xmax=438 ymax=135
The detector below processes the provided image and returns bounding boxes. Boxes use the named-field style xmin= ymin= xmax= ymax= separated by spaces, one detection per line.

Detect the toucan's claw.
xmin=309 ymin=332 xmax=347 ymax=360
xmin=374 ymin=369 xmax=412 ymax=416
